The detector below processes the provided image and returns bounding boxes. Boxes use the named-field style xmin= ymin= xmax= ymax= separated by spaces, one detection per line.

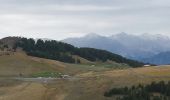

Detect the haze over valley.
xmin=63 ymin=33 xmax=170 ymax=65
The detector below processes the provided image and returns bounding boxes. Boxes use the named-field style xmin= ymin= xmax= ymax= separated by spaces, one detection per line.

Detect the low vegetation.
xmin=104 ymin=81 xmax=170 ymax=100
xmin=31 ymin=71 xmax=62 ymax=78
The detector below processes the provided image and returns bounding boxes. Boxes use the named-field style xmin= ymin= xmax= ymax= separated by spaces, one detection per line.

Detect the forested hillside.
xmin=105 ymin=81 xmax=170 ymax=100
xmin=12 ymin=37 xmax=144 ymax=67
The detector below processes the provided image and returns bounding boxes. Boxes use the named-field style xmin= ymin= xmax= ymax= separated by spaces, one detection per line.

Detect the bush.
xmin=104 ymin=81 xmax=170 ymax=100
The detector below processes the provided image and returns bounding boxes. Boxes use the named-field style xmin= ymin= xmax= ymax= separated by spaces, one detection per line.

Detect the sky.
xmin=0 ymin=0 xmax=169 ymax=40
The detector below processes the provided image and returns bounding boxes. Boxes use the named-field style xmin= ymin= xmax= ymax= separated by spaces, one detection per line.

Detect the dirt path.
xmin=14 ymin=77 xmax=83 ymax=84
xmin=0 ymin=82 xmax=48 ymax=100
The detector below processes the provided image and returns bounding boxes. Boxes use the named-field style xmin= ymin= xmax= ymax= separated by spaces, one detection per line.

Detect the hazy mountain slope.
xmin=142 ymin=51 xmax=170 ymax=65
xmin=112 ymin=33 xmax=170 ymax=58
xmin=63 ymin=33 xmax=125 ymax=55
xmin=63 ymin=33 xmax=170 ymax=62
xmin=13 ymin=37 xmax=143 ymax=67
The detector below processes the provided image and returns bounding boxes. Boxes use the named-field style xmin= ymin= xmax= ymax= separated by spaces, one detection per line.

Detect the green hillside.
xmin=11 ymin=37 xmax=144 ymax=67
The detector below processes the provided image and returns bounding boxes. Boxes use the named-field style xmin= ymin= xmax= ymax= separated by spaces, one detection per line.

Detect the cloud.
xmin=0 ymin=0 xmax=169 ymax=40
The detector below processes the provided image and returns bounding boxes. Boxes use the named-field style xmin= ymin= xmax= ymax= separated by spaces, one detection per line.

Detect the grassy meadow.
xmin=0 ymin=53 xmax=170 ymax=100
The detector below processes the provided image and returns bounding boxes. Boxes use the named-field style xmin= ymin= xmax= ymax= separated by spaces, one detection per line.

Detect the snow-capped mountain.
xmin=109 ymin=33 xmax=170 ymax=59
xmin=62 ymin=33 xmax=170 ymax=64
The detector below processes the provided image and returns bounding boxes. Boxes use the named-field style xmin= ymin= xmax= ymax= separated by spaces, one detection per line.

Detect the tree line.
xmin=104 ymin=81 xmax=170 ymax=100
xmin=15 ymin=37 xmax=144 ymax=67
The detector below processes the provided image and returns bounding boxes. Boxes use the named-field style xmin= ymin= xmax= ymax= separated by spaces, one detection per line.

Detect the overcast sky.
xmin=0 ymin=0 xmax=169 ymax=40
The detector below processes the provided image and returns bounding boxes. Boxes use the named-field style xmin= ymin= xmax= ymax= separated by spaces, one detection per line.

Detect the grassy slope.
xmin=1 ymin=66 xmax=170 ymax=100
xmin=0 ymin=52 xmax=128 ymax=77
xmin=1 ymin=53 xmax=170 ymax=100
xmin=0 ymin=52 xmax=66 ymax=77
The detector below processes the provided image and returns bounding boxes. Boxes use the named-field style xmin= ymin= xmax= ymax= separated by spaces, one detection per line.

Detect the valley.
xmin=0 ymin=52 xmax=170 ymax=100
xmin=0 ymin=0 xmax=169 ymax=99
xmin=0 ymin=37 xmax=169 ymax=100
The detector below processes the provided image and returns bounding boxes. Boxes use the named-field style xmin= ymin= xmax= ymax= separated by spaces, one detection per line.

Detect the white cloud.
xmin=0 ymin=0 xmax=170 ymax=40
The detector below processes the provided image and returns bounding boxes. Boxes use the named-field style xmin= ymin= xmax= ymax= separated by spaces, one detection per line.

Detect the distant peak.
xmin=84 ymin=33 xmax=101 ymax=38
xmin=141 ymin=33 xmax=170 ymax=40
xmin=111 ymin=32 xmax=131 ymax=38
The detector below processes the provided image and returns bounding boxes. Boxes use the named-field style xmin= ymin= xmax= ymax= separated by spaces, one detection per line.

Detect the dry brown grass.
xmin=0 ymin=52 xmax=66 ymax=77
xmin=0 ymin=52 xmax=114 ymax=77
xmin=1 ymin=53 xmax=170 ymax=100
xmin=0 ymin=82 xmax=46 ymax=100
xmin=1 ymin=66 xmax=170 ymax=100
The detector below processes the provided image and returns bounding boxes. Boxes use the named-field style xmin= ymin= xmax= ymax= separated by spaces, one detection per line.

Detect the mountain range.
xmin=142 ymin=51 xmax=170 ymax=65
xmin=0 ymin=36 xmax=144 ymax=67
xmin=63 ymin=33 xmax=170 ymax=65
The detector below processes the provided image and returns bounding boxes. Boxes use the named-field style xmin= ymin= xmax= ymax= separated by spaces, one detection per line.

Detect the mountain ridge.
xmin=63 ymin=33 xmax=170 ymax=64
xmin=142 ymin=51 xmax=170 ymax=65
xmin=0 ymin=36 xmax=144 ymax=67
